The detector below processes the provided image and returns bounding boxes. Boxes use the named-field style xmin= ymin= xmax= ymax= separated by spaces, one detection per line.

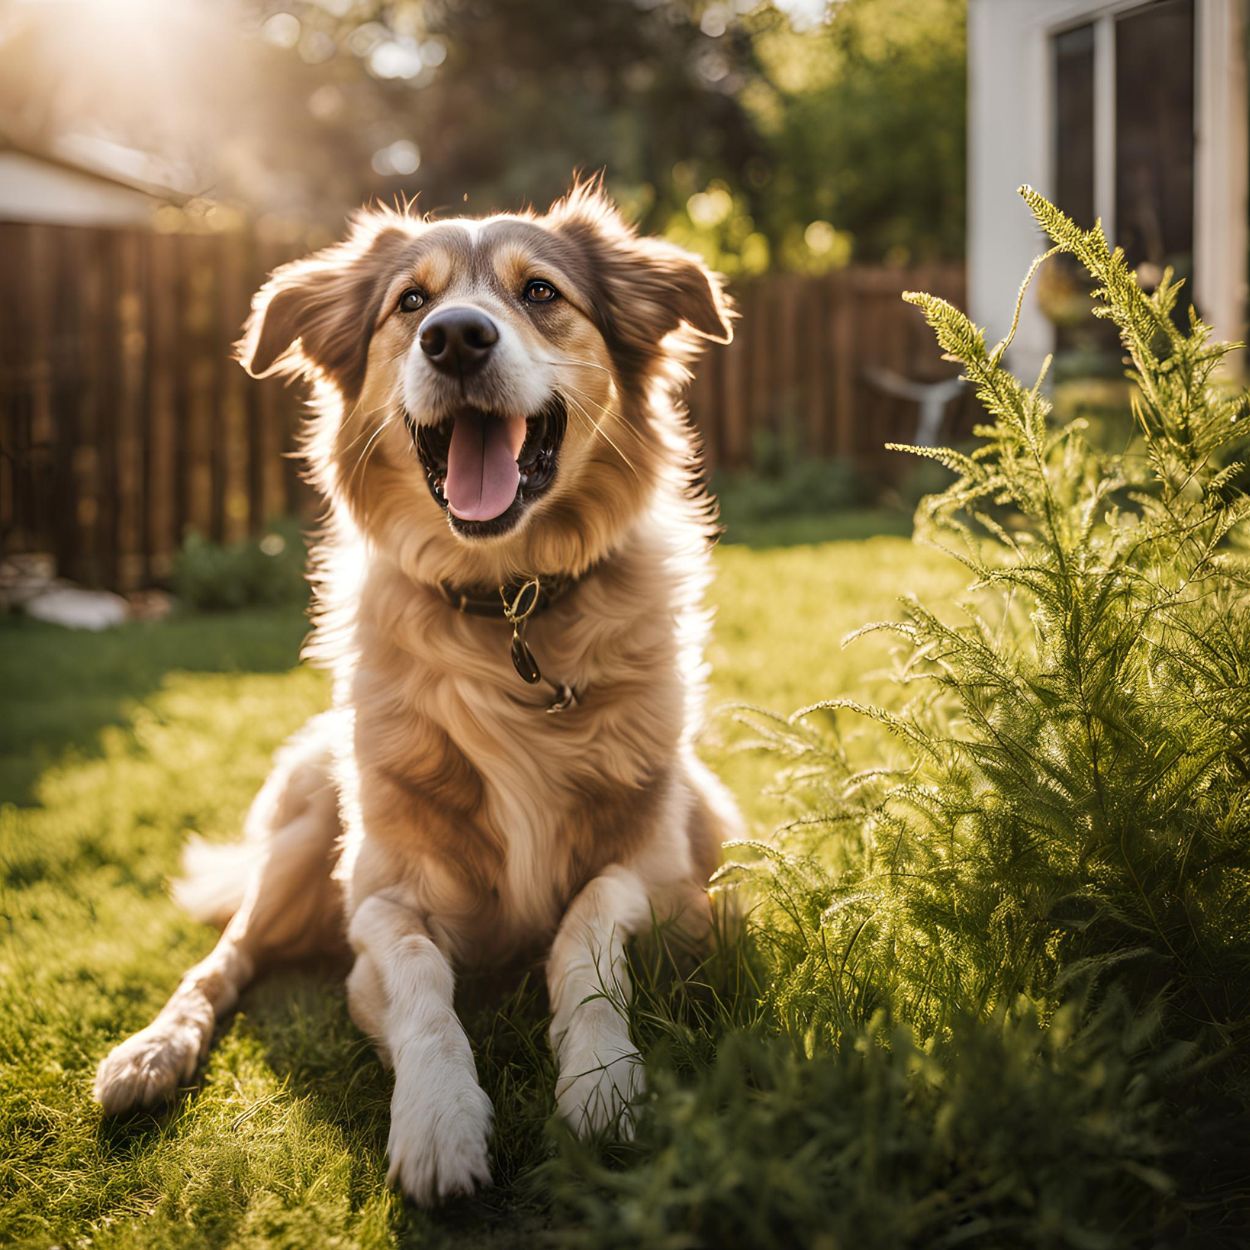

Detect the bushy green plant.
xmin=551 ymin=996 xmax=1183 ymax=1250
xmin=552 ymin=190 xmax=1250 ymax=1246
xmin=172 ymin=519 xmax=309 ymax=613
xmin=749 ymin=188 xmax=1250 ymax=1039
xmin=714 ymin=426 xmax=870 ymax=534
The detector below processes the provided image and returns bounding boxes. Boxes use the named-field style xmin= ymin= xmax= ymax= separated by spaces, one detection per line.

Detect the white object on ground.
xmin=24 ymin=587 xmax=130 ymax=631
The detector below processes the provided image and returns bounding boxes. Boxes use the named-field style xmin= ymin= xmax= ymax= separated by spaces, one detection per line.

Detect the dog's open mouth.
xmin=411 ymin=396 xmax=567 ymax=537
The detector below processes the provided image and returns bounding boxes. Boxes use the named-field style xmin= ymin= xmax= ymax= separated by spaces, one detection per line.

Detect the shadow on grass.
xmin=96 ymin=1098 xmax=183 ymax=1162
xmin=717 ymin=506 xmax=913 ymax=549
xmin=236 ymin=960 xmax=559 ymax=1249
xmin=0 ymin=605 xmax=310 ymax=806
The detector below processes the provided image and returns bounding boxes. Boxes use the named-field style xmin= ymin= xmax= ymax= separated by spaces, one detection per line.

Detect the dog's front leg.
xmin=547 ymin=863 xmax=652 ymax=1137
xmin=347 ymin=894 xmax=492 ymax=1205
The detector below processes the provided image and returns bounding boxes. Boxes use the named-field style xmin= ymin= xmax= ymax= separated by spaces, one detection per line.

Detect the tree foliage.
xmin=354 ymin=0 xmax=968 ymax=267
xmin=747 ymin=0 xmax=967 ymax=265
xmin=0 ymin=0 xmax=967 ymax=264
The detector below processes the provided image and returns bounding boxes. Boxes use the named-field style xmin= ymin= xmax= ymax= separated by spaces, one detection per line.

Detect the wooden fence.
xmin=693 ymin=265 xmax=967 ymax=470
xmin=0 ymin=221 xmax=314 ymax=590
xmin=0 ymin=220 xmax=965 ymax=590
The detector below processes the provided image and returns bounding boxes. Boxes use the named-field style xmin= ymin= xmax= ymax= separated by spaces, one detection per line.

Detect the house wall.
xmin=968 ymin=0 xmax=1248 ymax=380
xmin=1194 ymin=0 xmax=1249 ymax=352
xmin=968 ymin=0 xmax=1054 ymax=381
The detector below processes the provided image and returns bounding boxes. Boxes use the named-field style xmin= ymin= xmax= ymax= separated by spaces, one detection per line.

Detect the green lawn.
xmin=0 ymin=527 xmax=961 ymax=1250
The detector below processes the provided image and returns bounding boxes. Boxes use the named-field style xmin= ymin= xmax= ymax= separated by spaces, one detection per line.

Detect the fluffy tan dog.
xmin=93 ymin=181 xmax=742 ymax=1204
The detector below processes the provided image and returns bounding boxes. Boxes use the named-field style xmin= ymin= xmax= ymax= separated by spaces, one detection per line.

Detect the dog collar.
xmin=436 ymin=572 xmax=587 ymax=713
xmin=436 ymin=573 xmax=575 ymax=620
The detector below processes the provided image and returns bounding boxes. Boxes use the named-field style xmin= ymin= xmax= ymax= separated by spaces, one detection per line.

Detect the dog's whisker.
xmin=333 ymin=410 xmax=399 ymax=482
xmin=345 ymin=383 xmax=404 ymax=427
xmin=555 ymin=379 xmax=650 ymax=444
xmin=561 ymin=391 xmax=639 ymax=477
xmin=541 ymin=353 xmax=616 ymax=377
xmin=346 ymin=413 xmax=394 ymax=494
xmin=558 ymin=379 xmax=652 ymax=458
xmin=339 ymin=399 xmax=398 ymax=454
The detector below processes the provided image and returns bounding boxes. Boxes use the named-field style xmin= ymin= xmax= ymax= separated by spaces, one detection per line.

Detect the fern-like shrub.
xmin=748 ymin=188 xmax=1250 ymax=1038
xmin=549 ymin=192 xmax=1250 ymax=1248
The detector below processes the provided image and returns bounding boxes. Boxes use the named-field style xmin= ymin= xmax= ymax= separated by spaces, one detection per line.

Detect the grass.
xmin=716 ymin=505 xmax=913 ymax=549
xmin=0 ymin=523 xmax=962 ymax=1250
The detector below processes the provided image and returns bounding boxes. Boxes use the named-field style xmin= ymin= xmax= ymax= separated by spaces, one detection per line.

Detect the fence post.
xmin=829 ymin=272 xmax=856 ymax=461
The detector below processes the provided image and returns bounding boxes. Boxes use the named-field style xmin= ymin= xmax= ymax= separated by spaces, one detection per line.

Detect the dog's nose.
xmin=419 ymin=307 xmax=499 ymax=376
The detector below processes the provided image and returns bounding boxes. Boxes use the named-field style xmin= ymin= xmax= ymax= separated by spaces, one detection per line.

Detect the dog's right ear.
xmin=238 ymin=216 xmax=411 ymax=401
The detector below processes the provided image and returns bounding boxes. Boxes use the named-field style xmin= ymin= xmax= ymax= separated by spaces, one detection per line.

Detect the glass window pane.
xmin=1115 ymin=0 xmax=1195 ymax=285
xmin=1053 ymin=23 xmax=1096 ymax=228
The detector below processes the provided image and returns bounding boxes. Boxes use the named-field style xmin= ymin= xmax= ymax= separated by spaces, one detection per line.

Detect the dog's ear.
xmin=238 ymin=215 xmax=410 ymax=400
xmin=545 ymin=179 xmax=733 ymax=380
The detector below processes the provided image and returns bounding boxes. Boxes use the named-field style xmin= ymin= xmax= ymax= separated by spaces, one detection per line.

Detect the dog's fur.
xmin=93 ymin=181 xmax=742 ymax=1204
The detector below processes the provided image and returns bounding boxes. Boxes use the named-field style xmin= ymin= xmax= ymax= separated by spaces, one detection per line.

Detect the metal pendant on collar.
xmin=510 ymin=630 xmax=542 ymax=685
xmin=502 ymin=576 xmax=543 ymax=686
xmin=499 ymin=575 xmax=579 ymax=712
xmin=502 ymin=578 xmax=542 ymax=622
xmin=546 ymin=683 xmax=577 ymax=714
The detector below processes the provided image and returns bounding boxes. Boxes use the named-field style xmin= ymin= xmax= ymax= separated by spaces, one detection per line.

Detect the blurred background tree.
xmin=0 ymin=0 xmax=966 ymax=270
xmin=748 ymin=0 xmax=967 ymax=267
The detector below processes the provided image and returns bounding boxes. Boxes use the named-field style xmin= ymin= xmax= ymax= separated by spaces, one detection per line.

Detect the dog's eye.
xmin=523 ymin=279 xmax=559 ymax=304
xmin=398 ymin=289 xmax=426 ymax=313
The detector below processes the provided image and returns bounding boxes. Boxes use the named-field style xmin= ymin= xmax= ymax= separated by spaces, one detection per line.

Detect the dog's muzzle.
xmin=408 ymin=395 xmax=568 ymax=538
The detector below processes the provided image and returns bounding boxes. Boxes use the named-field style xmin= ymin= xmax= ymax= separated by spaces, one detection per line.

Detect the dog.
xmin=93 ymin=180 xmax=743 ymax=1205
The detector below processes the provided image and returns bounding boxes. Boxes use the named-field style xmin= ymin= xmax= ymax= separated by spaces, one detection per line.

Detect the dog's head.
xmin=239 ymin=181 xmax=731 ymax=582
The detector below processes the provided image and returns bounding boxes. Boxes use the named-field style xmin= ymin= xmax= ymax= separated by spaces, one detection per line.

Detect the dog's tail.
xmin=173 ymin=836 xmax=264 ymax=928
xmin=171 ymin=711 xmax=345 ymax=935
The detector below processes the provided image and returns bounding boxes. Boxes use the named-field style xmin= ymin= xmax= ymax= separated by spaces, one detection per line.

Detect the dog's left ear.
xmin=620 ymin=234 xmax=734 ymax=344
xmin=546 ymin=181 xmax=733 ymax=377
xmin=237 ymin=214 xmax=410 ymax=401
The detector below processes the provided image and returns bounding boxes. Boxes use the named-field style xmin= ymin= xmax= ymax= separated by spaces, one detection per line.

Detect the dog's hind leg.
xmin=683 ymin=749 xmax=744 ymax=887
xmin=93 ymin=712 xmax=344 ymax=1115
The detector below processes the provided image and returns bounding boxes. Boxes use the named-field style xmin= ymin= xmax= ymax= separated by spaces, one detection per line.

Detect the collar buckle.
xmin=501 ymin=576 xmax=543 ymax=626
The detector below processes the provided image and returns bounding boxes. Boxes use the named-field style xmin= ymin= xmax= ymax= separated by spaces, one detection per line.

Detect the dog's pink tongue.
xmin=445 ymin=411 xmax=527 ymax=522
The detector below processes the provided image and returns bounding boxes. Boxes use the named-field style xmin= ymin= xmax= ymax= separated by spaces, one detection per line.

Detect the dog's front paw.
xmin=94 ymin=1017 xmax=206 ymax=1114
xmin=555 ymin=1037 xmax=646 ymax=1139
xmin=387 ymin=1067 xmax=493 ymax=1205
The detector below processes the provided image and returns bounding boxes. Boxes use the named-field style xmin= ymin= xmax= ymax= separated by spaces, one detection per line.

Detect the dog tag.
xmin=510 ymin=630 xmax=542 ymax=684
xmin=502 ymin=576 xmax=542 ymax=624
